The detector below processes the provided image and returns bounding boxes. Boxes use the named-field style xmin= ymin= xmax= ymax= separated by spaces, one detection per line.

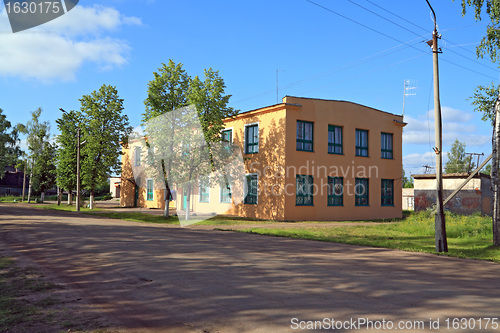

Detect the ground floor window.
xmin=355 ymin=178 xmax=369 ymax=206
xmin=244 ymin=174 xmax=258 ymax=204
xmin=220 ymin=178 xmax=232 ymax=203
xmin=296 ymin=175 xmax=314 ymax=206
xmin=327 ymin=177 xmax=343 ymax=206
xmin=146 ymin=179 xmax=154 ymax=201
xmin=199 ymin=178 xmax=210 ymax=203
xmin=381 ymin=179 xmax=394 ymax=206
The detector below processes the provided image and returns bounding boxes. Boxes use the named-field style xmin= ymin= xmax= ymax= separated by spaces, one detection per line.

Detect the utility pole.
xmin=492 ymin=89 xmax=500 ymax=246
xmin=22 ymin=157 xmax=26 ymax=201
xmin=426 ymin=0 xmax=447 ymax=252
xmin=423 ymin=165 xmax=433 ymax=174
xmin=76 ymin=126 xmax=81 ymax=212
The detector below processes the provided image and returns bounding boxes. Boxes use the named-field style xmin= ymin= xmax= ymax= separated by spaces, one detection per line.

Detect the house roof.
xmin=412 ymin=173 xmax=491 ymax=179
xmin=229 ymin=95 xmax=403 ymax=121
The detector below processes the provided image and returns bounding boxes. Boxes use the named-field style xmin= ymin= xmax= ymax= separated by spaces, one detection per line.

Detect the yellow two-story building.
xmin=121 ymin=96 xmax=405 ymax=221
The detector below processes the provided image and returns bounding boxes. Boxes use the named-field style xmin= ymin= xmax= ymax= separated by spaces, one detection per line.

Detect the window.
xmin=296 ymin=175 xmax=314 ymax=206
xmin=245 ymin=124 xmax=259 ymax=154
xmin=134 ymin=146 xmax=141 ymax=166
xmin=297 ymin=121 xmax=314 ymax=152
xmin=147 ymin=147 xmax=154 ymax=165
xmin=221 ymin=129 xmax=233 ymax=143
xmin=355 ymin=129 xmax=369 ymax=157
xmin=244 ymin=174 xmax=258 ymax=204
xmin=220 ymin=178 xmax=232 ymax=203
xmin=328 ymin=125 xmax=343 ymax=154
xmin=355 ymin=178 xmax=369 ymax=206
xmin=381 ymin=179 xmax=394 ymax=206
xmin=327 ymin=177 xmax=343 ymax=206
xmin=146 ymin=179 xmax=154 ymax=201
xmin=199 ymin=178 xmax=210 ymax=203
xmin=381 ymin=133 xmax=393 ymax=159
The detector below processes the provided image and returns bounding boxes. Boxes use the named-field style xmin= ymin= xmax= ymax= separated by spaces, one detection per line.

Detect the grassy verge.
xmin=0 ymin=196 xmax=22 ymax=203
xmin=87 ymin=211 xmax=180 ymax=224
xmin=239 ymin=211 xmax=500 ymax=262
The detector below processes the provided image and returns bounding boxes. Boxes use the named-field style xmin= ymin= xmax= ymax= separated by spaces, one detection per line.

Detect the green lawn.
xmin=240 ymin=211 xmax=500 ymax=262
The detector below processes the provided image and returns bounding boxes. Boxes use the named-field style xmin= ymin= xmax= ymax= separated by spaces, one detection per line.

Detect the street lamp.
xmin=60 ymin=108 xmax=81 ymax=212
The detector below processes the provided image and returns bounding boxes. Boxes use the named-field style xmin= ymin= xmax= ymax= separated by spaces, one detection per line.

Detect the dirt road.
xmin=1 ymin=203 xmax=500 ymax=332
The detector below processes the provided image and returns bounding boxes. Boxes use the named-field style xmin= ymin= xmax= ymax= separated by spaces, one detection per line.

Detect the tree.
xmin=0 ymin=108 xmax=23 ymax=178
xmin=80 ymin=84 xmax=132 ymax=209
xmin=402 ymin=169 xmax=414 ymax=188
xmin=143 ymin=60 xmax=190 ymax=217
xmin=445 ymin=139 xmax=475 ymax=173
xmin=55 ymin=110 xmax=81 ymax=205
xmin=25 ymin=108 xmax=51 ymax=202
xmin=32 ymin=141 xmax=57 ymax=202
xmin=459 ymin=0 xmax=500 ymax=245
xmin=139 ymin=60 xmax=241 ymax=219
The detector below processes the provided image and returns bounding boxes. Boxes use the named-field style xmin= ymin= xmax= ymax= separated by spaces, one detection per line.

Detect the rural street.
xmin=1 ymin=204 xmax=500 ymax=332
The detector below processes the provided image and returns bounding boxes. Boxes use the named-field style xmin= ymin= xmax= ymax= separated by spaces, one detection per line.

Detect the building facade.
xmin=121 ymin=96 xmax=405 ymax=221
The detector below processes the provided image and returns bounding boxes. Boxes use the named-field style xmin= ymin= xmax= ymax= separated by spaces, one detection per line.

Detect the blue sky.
xmin=0 ymin=0 xmax=497 ymax=176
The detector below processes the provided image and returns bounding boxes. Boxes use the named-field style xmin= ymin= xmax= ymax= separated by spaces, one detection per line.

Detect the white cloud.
xmin=403 ymin=107 xmax=490 ymax=147
xmin=0 ymin=5 xmax=141 ymax=81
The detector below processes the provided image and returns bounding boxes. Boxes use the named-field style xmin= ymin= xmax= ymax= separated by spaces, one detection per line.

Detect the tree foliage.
xmin=445 ymin=139 xmax=474 ymax=173
xmin=55 ymin=110 xmax=81 ymax=194
xmin=140 ymin=60 xmax=239 ymax=218
xmin=32 ymin=141 xmax=57 ymax=197
xmin=460 ymin=0 xmax=500 ymax=61
xmin=0 ymin=108 xmax=23 ymax=178
xmin=469 ymin=82 xmax=498 ymax=126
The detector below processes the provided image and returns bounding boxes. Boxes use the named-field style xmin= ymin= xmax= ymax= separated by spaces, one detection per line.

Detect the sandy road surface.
xmin=1 ymin=203 xmax=500 ymax=332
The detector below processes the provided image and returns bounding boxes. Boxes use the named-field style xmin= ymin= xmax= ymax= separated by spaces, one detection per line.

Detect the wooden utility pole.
xmin=492 ymin=90 xmax=500 ymax=246
xmin=76 ymin=127 xmax=81 ymax=212
xmin=426 ymin=0 xmax=448 ymax=252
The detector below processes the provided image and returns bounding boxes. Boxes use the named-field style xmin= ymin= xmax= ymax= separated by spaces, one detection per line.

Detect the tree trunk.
xmin=57 ymin=186 xmax=61 ymax=206
xmin=492 ymin=90 xmax=500 ymax=246
xmin=41 ymin=191 xmax=45 ymax=203
xmin=185 ymin=184 xmax=191 ymax=221
xmin=67 ymin=191 xmax=72 ymax=205
xmin=27 ymin=159 xmax=33 ymax=203
xmin=164 ymin=199 xmax=170 ymax=217
xmin=90 ymin=189 xmax=94 ymax=210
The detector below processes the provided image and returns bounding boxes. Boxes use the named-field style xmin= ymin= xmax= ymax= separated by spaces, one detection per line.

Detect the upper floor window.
xmin=245 ymin=124 xmax=259 ymax=154
xmin=134 ymin=146 xmax=141 ymax=166
xmin=355 ymin=129 xmax=368 ymax=157
xmin=381 ymin=133 xmax=393 ymax=159
xmin=297 ymin=120 xmax=314 ymax=152
xmin=221 ymin=129 xmax=233 ymax=143
xmin=328 ymin=125 xmax=343 ymax=154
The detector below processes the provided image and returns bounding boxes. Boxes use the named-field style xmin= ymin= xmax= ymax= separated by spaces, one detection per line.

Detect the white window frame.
xmin=146 ymin=178 xmax=154 ymax=201
xmin=221 ymin=127 xmax=234 ymax=143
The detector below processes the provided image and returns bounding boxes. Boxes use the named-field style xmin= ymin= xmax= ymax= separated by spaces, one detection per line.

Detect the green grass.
xmin=0 ymin=257 xmax=57 ymax=331
xmin=0 ymin=196 xmax=22 ymax=203
xmin=87 ymin=211 xmax=180 ymax=224
xmin=239 ymin=211 xmax=500 ymax=262
xmin=31 ymin=203 xmax=103 ymax=212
